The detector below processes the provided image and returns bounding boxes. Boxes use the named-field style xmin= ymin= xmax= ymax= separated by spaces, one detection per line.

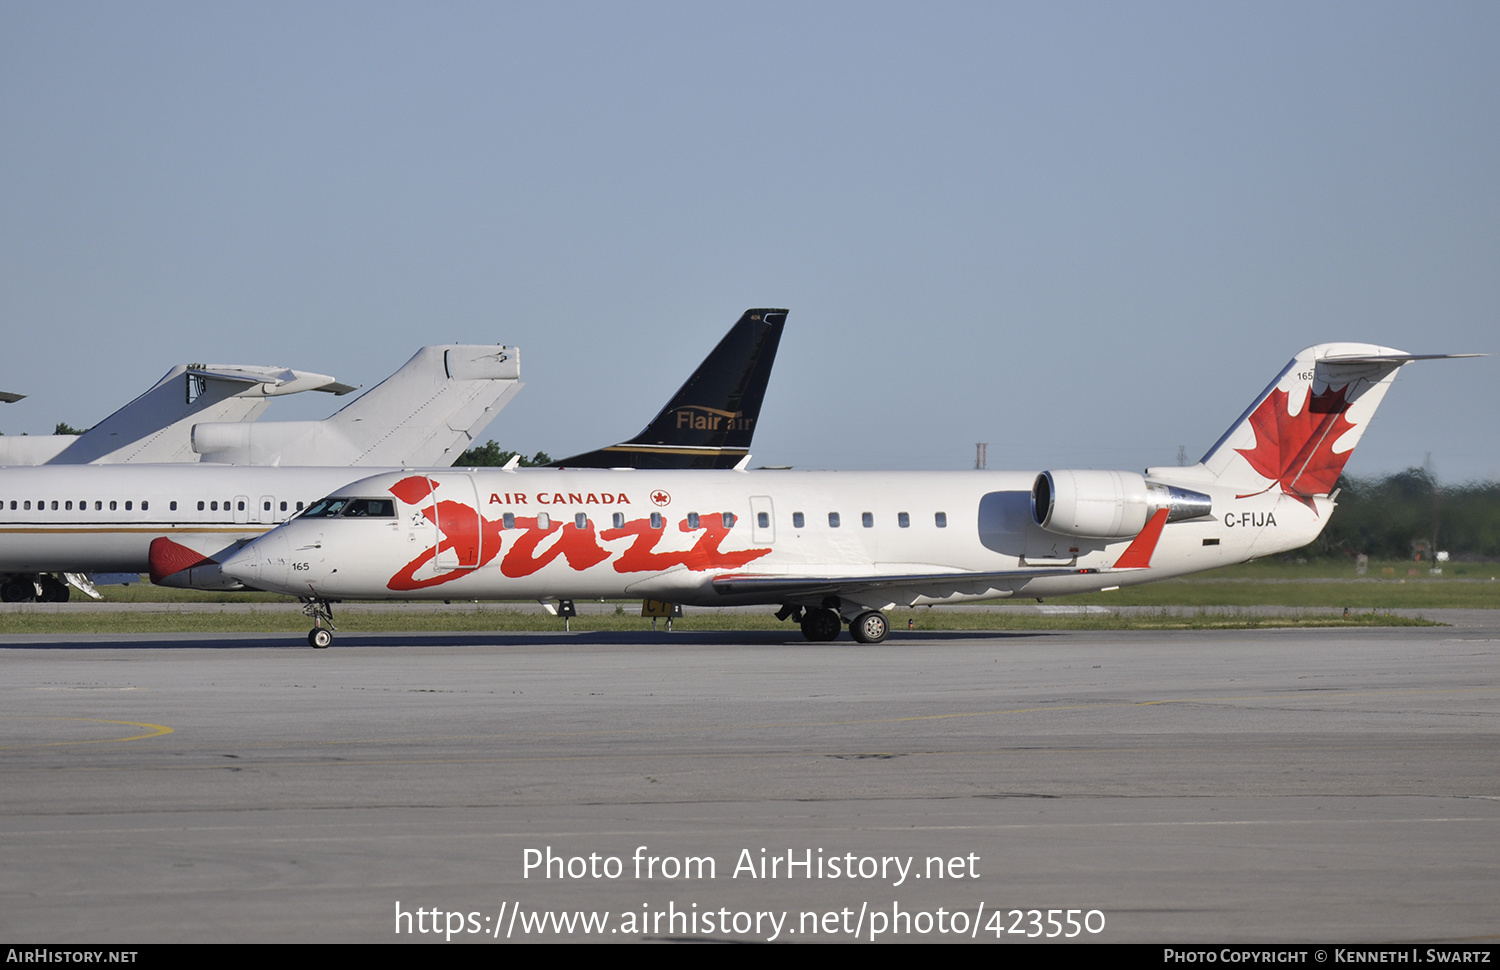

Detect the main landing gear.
xmin=0 ymin=574 xmax=71 ymax=603
xmin=302 ymin=598 xmax=336 ymax=649
xmin=848 ymin=610 xmax=889 ymax=644
xmin=799 ymin=608 xmax=842 ymax=642
xmin=784 ymin=603 xmax=891 ymax=644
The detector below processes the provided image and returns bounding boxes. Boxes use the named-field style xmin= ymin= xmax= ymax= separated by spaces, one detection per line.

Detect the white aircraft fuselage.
xmin=218 ymin=466 xmax=1317 ymax=610
xmin=213 ymin=340 xmax=1479 ymax=645
xmin=0 ymin=465 xmax=388 ymax=574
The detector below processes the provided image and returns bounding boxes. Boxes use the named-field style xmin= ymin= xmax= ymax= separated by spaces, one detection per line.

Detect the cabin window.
xmin=280 ymin=501 xmax=288 ymax=512
xmin=828 ymin=512 xmax=840 ymax=528
xmin=65 ymin=501 xmax=73 ymax=510
xmin=502 ymin=513 xmax=515 ymax=529
xmin=650 ymin=512 xmax=663 ymax=529
xmin=124 ymin=501 xmax=132 ymax=511
xmin=861 ymin=512 xmax=873 ymax=528
xmin=722 ymin=512 xmax=735 ymax=528
xmin=296 ymin=502 xmax=304 ymax=511
xmin=935 ymin=511 xmax=947 ymax=528
xmin=95 ymin=501 xmax=102 ymax=511
xmin=237 ymin=501 xmax=245 ymax=511
xmin=263 ymin=501 xmax=271 ymax=512
xmin=574 ymin=513 xmax=588 ymax=529
xmin=51 ymin=500 xmax=59 ymax=511
xmin=141 ymin=501 xmax=148 ymax=511
xmin=197 ymin=501 xmax=205 ymax=511
xmin=792 ymin=512 xmax=804 ymax=528
xmin=536 ymin=513 xmax=550 ymax=530
xmin=898 ymin=512 xmax=910 ymax=528
xmin=612 ymin=512 xmax=625 ymax=529
xmin=170 ymin=501 xmax=178 ymax=511
xmin=109 ymin=501 xmax=117 ymax=511
xmin=757 ymin=512 xmax=769 ymax=528
xmin=23 ymin=501 xmax=31 ymax=510
xmin=687 ymin=512 xmax=700 ymax=529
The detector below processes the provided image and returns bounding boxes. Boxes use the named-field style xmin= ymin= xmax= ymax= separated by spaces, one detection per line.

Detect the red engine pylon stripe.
xmin=1113 ymin=508 xmax=1170 ymax=569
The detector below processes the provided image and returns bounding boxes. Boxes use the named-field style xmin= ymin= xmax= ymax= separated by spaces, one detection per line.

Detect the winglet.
xmin=1112 ymin=508 xmax=1170 ymax=569
xmin=148 ymin=537 xmax=215 ymax=585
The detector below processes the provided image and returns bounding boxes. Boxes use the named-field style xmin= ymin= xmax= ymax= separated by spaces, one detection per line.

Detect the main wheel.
xmin=308 ymin=628 xmax=333 ymax=649
xmin=37 ymin=575 xmax=70 ymax=603
xmin=849 ymin=610 xmax=889 ymax=644
xmin=800 ymin=608 xmax=842 ymax=642
xmin=0 ymin=578 xmax=33 ymax=603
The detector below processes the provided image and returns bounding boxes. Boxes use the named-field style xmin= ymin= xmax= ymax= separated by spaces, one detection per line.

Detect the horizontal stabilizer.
xmin=1318 ymin=352 xmax=1486 ymax=365
xmin=189 ymin=365 xmax=357 ymax=396
xmin=43 ymin=363 xmax=354 ymax=466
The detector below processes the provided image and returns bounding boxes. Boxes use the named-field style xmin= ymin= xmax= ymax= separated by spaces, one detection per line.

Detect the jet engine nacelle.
xmin=1032 ymin=470 xmax=1212 ymax=538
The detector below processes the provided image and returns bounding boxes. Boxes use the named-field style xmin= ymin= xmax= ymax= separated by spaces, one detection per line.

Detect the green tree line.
xmin=454 ymin=441 xmax=552 ymax=467
xmin=1308 ymin=469 xmax=1500 ymax=561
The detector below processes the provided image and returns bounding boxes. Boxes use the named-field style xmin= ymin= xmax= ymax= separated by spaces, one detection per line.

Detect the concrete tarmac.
xmin=1 ymin=621 xmax=1497 ymax=943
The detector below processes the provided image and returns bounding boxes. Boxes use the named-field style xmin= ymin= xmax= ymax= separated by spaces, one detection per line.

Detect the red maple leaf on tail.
xmin=1234 ymin=384 xmax=1358 ymax=511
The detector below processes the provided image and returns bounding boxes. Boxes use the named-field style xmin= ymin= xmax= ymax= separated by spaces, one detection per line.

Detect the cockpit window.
xmin=301 ymin=497 xmax=396 ymax=518
xmin=302 ymin=497 xmax=352 ymax=518
xmin=344 ymin=498 xmax=395 ymax=518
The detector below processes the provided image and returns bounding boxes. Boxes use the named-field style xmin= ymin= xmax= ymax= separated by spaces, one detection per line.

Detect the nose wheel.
xmin=301 ymin=598 xmax=336 ymax=649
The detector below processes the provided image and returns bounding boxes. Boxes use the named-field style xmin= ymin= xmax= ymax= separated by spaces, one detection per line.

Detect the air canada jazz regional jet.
xmin=221 ymin=342 xmax=1475 ymax=647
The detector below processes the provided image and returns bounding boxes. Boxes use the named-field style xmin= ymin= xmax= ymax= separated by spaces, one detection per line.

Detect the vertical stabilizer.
xmin=549 ymin=309 xmax=787 ymax=469
xmin=1149 ymin=344 xmax=1471 ymax=504
xmin=191 ymin=346 xmax=521 ymax=466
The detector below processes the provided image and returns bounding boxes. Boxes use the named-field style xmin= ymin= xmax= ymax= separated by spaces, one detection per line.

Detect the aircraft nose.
xmin=221 ymin=531 xmax=292 ymax=592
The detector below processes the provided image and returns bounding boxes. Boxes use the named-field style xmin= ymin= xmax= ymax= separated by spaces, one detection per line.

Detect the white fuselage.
xmin=0 ymin=465 xmax=389 ymax=572
xmin=219 ymin=468 xmax=1326 ymax=610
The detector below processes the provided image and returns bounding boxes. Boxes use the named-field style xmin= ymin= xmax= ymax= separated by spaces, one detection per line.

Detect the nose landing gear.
xmin=301 ymin=598 xmax=336 ymax=649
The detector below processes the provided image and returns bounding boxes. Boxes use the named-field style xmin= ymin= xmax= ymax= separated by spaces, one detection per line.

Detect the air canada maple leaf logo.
xmin=1234 ymin=384 xmax=1357 ymax=510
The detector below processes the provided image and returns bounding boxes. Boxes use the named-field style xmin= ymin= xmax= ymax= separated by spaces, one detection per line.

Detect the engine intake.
xmin=1032 ymin=470 xmax=1212 ymax=538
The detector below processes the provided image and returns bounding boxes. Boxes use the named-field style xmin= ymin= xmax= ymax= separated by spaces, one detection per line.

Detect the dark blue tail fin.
xmin=550 ymin=309 xmax=787 ymax=469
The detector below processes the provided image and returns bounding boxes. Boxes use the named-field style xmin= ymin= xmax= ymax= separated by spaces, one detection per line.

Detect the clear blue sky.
xmin=3 ymin=2 xmax=1496 ymax=481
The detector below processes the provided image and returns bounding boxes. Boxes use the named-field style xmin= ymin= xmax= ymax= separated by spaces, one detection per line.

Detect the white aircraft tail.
xmin=191 ymin=345 xmax=521 ymax=466
xmin=1147 ymin=344 xmax=1478 ymax=503
xmin=10 ymin=364 xmax=351 ymax=466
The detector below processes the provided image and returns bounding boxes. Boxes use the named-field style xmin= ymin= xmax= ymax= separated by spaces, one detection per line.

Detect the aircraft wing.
xmin=710 ymin=510 xmax=1169 ymax=603
xmin=711 ymin=565 xmax=1112 ymax=601
xmin=0 ymin=391 xmax=24 ymax=403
